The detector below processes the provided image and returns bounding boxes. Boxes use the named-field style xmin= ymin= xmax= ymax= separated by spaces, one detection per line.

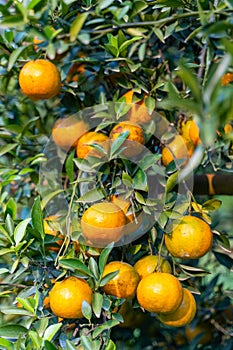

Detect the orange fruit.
xmin=122 ymin=90 xmax=154 ymax=124
xmin=181 ymin=120 xmax=201 ymax=147
xmin=185 ymin=322 xmax=213 ymax=345
xmin=43 ymin=215 xmax=64 ymax=252
xmin=224 ymin=123 xmax=233 ymax=134
xmin=165 ymin=215 xmax=213 ymax=259
xmin=19 ymin=59 xmax=61 ymax=100
xmin=136 ymin=272 xmax=183 ymax=314
xmin=76 ymin=131 xmax=110 ymax=159
xmin=221 ymin=72 xmax=233 ymax=86
xmin=49 ymin=276 xmax=92 ymax=319
xmin=52 ymin=116 xmax=89 ymax=150
xmin=134 ymin=255 xmax=172 ymax=279
xmin=158 ymin=288 xmax=196 ymax=327
xmin=81 ymin=202 xmax=127 ymax=246
xmin=161 ymin=134 xmax=193 ymax=167
xmin=110 ymin=194 xmax=143 ymax=235
xmin=110 ymin=121 xmax=145 ymax=157
xmin=102 ymin=261 xmax=140 ymax=300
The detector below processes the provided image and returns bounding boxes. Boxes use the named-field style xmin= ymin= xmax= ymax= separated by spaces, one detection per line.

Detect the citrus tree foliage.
xmin=0 ymin=0 xmax=233 ymax=349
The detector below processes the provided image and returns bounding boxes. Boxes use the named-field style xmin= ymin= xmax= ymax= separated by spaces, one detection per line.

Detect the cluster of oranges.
xmin=43 ymin=214 xmax=213 ymax=330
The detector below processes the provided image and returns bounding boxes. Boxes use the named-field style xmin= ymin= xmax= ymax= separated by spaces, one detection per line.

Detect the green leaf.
xmin=213 ymin=251 xmax=233 ymax=269
xmin=16 ymin=297 xmax=36 ymax=314
xmin=0 ymin=307 xmax=33 ymax=316
xmin=177 ymin=61 xmax=202 ymax=102
xmin=65 ymin=340 xmax=78 ymax=350
xmin=118 ymin=36 xmax=143 ymax=55
xmin=100 ymin=270 xmax=119 ymax=287
xmin=0 ymin=248 xmax=15 ymax=256
xmin=65 ymin=150 xmax=75 ymax=183
xmin=92 ymin=292 xmax=103 ymax=318
xmin=166 ymin=171 xmax=179 ymax=192
xmin=133 ymin=169 xmax=148 ymax=191
xmin=97 ymin=0 xmax=115 ymax=11
xmin=27 ymin=0 xmax=44 ymax=10
xmin=0 ymin=143 xmax=17 ymax=157
xmin=88 ymin=257 xmax=100 ymax=279
xmin=122 ymin=171 xmax=133 ymax=188
xmin=0 ymin=338 xmax=14 ymax=350
xmin=144 ymin=96 xmax=156 ymax=114
xmin=5 ymin=198 xmax=17 ymax=220
xmin=105 ymin=339 xmax=116 ymax=350
xmin=80 ymin=336 xmax=101 ymax=350
xmin=0 ymin=325 xmax=28 ymax=338
xmin=43 ymin=323 xmax=62 ymax=341
xmin=0 ymin=15 xmax=25 ymax=28
xmin=0 ymin=222 xmax=13 ymax=243
xmin=131 ymin=1 xmax=148 ymax=17
xmin=31 ymin=196 xmax=44 ymax=239
xmin=77 ymin=188 xmax=105 ymax=203
xmin=81 ymin=300 xmax=92 ymax=321
xmin=41 ymin=190 xmax=64 ymax=211
xmin=70 ymin=12 xmax=89 ymax=42
xmin=8 ymin=46 xmax=32 ymax=71
xmin=92 ymin=319 xmax=120 ymax=338
xmin=99 ymin=242 xmax=114 ymax=275
xmin=179 ymin=264 xmax=211 ymax=277
xmin=59 ymin=258 xmax=94 ymax=277
xmin=202 ymin=199 xmax=222 ymax=211
xmin=44 ymin=340 xmax=60 ymax=350
xmin=110 ymin=131 xmax=129 ymax=158
xmin=14 ymin=218 xmax=31 ymax=246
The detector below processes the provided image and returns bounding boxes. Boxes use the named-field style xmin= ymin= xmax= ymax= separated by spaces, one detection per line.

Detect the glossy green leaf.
xmin=92 ymin=292 xmax=103 ymax=318
xmin=43 ymin=323 xmax=62 ymax=341
xmin=82 ymin=300 xmax=92 ymax=321
xmin=99 ymin=242 xmax=114 ymax=275
xmin=92 ymin=319 xmax=120 ymax=338
xmin=0 ymin=325 xmax=28 ymax=338
xmin=14 ymin=218 xmax=31 ymax=246
xmin=77 ymin=188 xmax=105 ymax=203
xmin=59 ymin=258 xmax=94 ymax=277
xmin=70 ymin=12 xmax=89 ymax=42
xmin=31 ymin=196 xmax=44 ymax=239
xmin=0 ymin=143 xmax=17 ymax=157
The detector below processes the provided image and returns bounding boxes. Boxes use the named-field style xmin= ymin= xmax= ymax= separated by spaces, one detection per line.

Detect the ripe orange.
xmin=110 ymin=121 xmax=145 ymax=157
xmin=43 ymin=215 xmax=64 ymax=252
xmin=52 ymin=116 xmax=89 ymax=150
xmin=158 ymin=288 xmax=196 ymax=327
xmin=134 ymin=255 xmax=172 ymax=279
xmin=81 ymin=202 xmax=127 ymax=246
xmin=224 ymin=123 xmax=233 ymax=134
xmin=136 ymin=272 xmax=183 ymax=314
xmin=49 ymin=276 xmax=92 ymax=319
xmin=165 ymin=216 xmax=213 ymax=259
xmin=185 ymin=322 xmax=213 ymax=345
xmin=181 ymin=120 xmax=201 ymax=147
xmin=110 ymin=194 xmax=143 ymax=235
xmin=19 ymin=59 xmax=61 ymax=100
xmin=221 ymin=72 xmax=233 ymax=86
xmin=161 ymin=134 xmax=193 ymax=167
xmin=76 ymin=131 xmax=110 ymax=159
xmin=102 ymin=261 xmax=140 ymax=300
xmin=122 ymin=90 xmax=154 ymax=124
